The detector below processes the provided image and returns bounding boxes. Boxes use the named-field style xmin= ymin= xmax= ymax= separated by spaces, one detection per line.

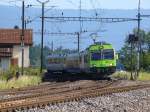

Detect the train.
xmin=46 ymin=42 xmax=118 ymax=77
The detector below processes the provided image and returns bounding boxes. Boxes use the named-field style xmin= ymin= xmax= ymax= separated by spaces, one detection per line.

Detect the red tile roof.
xmin=0 ymin=29 xmax=33 ymax=45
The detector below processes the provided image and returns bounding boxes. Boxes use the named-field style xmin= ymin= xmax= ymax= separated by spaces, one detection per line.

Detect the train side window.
xmin=84 ymin=55 xmax=88 ymax=63
xmin=48 ymin=59 xmax=51 ymax=63
xmin=79 ymin=56 xmax=82 ymax=62
xmin=55 ymin=58 xmax=59 ymax=64
xmin=52 ymin=59 xmax=54 ymax=63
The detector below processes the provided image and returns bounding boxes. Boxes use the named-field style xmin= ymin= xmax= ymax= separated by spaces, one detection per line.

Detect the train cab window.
xmin=91 ymin=52 xmax=102 ymax=60
xmin=103 ymin=49 xmax=114 ymax=59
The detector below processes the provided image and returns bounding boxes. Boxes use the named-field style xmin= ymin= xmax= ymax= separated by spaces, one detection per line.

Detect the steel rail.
xmin=0 ymin=81 xmax=118 ymax=111
xmin=0 ymin=81 xmax=115 ymax=103
xmin=0 ymin=83 xmax=149 ymax=112
xmin=0 ymin=83 xmax=150 ymax=111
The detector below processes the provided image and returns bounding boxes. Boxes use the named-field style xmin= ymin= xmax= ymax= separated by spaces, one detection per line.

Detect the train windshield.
xmin=103 ymin=49 xmax=114 ymax=59
xmin=91 ymin=52 xmax=102 ymax=60
xmin=91 ymin=49 xmax=114 ymax=60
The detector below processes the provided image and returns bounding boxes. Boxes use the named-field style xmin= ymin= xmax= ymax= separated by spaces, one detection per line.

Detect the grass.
xmin=0 ymin=67 xmax=44 ymax=90
xmin=112 ymin=71 xmax=131 ymax=80
xmin=0 ymin=75 xmax=41 ymax=90
xmin=112 ymin=71 xmax=150 ymax=81
xmin=137 ymin=72 xmax=150 ymax=81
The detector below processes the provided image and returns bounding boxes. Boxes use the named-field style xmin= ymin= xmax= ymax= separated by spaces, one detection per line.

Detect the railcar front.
xmin=89 ymin=42 xmax=117 ymax=75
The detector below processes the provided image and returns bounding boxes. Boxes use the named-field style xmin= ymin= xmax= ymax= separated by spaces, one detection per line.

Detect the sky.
xmin=0 ymin=0 xmax=150 ymax=9
xmin=0 ymin=0 xmax=150 ymax=50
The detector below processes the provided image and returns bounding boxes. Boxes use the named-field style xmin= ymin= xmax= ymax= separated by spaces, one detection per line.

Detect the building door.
xmin=11 ymin=58 xmax=18 ymax=67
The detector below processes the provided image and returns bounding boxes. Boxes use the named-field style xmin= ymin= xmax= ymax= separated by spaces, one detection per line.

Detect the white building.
xmin=0 ymin=29 xmax=33 ymax=71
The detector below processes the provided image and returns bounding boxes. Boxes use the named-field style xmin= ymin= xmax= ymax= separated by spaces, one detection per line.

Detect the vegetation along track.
xmin=2 ymin=80 xmax=146 ymax=111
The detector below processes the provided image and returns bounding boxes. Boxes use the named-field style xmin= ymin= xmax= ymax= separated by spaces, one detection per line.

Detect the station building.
xmin=0 ymin=29 xmax=33 ymax=71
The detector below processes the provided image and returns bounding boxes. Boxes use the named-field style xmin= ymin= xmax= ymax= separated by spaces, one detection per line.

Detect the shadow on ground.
xmin=42 ymin=72 xmax=111 ymax=82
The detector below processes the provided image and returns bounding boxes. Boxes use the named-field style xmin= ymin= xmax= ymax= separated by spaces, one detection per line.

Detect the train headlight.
xmin=109 ymin=63 xmax=113 ymax=66
xmin=92 ymin=64 xmax=96 ymax=67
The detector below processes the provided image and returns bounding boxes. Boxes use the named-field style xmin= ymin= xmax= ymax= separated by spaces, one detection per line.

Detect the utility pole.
xmin=128 ymin=34 xmax=139 ymax=80
xmin=77 ymin=32 xmax=80 ymax=53
xmin=78 ymin=0 xmax=82 ymax=53
xmin=37 ymin=0 xmax=49 ymax=73
xmin=130 ymin=41 xmax=133 ymax=80
xmin=25 ymin=20 xmax=27 ymax=29
xmin=137 ymin=0 xmax=141 ymax=77
xmin=21 ymin=0 xmax=25 ymax=75
xmin=24 ymin=18 xmax=30 ymax=29
xmin=51 ymin=41 xmax=53 ymax=52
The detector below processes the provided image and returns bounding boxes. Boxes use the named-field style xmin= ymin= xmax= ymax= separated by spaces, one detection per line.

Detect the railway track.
xmin=0 ymin=81 xmax=72 ymax=96
xmin=0 ymin=80 xmax=115 ymax=102
xmin=1 ymin=81 xmax=149 ymax=111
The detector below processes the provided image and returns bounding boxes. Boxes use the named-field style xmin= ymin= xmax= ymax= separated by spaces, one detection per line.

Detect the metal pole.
xmin=40 ymin=3 xmax=44 ymax=73
xmin=77 ymin=32 xmax=80 ymax=53
xmin=51 ymin=41 xmax=53 ymax=52
xmin=37 ymin=0 xmax=49 ymax=73
xmin=78 ymin=0 xmax=82 ymax=53
xmin=25 ymin=20 xmax=27 ymax=29
xmin=130 ymin=42 xmax=133 ymax=80
xmin=137 ymin=0 xmax=141 ymax=77
xmin=21 ymin=0 xmax=25 ymax=75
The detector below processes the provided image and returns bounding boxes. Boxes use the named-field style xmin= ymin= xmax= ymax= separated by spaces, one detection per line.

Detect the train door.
xmin=80 ymin=54 xmax=85 ymax=69
xmin=84 ymin=54 xmax=89 ymax=69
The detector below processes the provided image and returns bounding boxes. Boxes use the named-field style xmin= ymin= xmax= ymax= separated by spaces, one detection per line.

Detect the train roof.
xmin=88 ymin=42 xmax=114 ymax=51
xmin=46 ymin=54 xmax=66 ymax=59
xmin=94 ymin=41 xmax=111 ymax=45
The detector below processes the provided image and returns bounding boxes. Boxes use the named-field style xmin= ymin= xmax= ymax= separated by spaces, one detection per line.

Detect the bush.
xmin=112 ymin=71 xmax=150 ymax=81
xmin=137 ymin=72 xmax=150 ymax=81
xmin=0 ymin=66 xmax=19 ymax=81
xmin=0 ymin=75 xmax=41 ymax=90
xmin=112 ymin=71 xmax=131 ymax=80
xmin=23 ymin=68 xmax=41 ymax=76
xmin=0 ymin=67 xmax=43 ymax=89
xmin=0 ymin=67 xmax=42 ymax=81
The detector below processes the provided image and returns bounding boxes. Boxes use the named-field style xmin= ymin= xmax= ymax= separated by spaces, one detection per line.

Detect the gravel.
xmin=1 ymin=80 xmax=150 ymax=112
xmin=23 ymin=87 xmax=150 ymax=112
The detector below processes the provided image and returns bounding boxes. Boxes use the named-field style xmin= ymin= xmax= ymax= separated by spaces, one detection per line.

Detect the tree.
xmin=29 ymin=44 xmax=51 ymax=68
xmin=119 ymin=28 xmax=150 ymax=71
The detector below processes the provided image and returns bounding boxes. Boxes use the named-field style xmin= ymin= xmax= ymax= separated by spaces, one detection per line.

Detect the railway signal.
xmin=128 ymin=34 xmax=139 ymax=80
